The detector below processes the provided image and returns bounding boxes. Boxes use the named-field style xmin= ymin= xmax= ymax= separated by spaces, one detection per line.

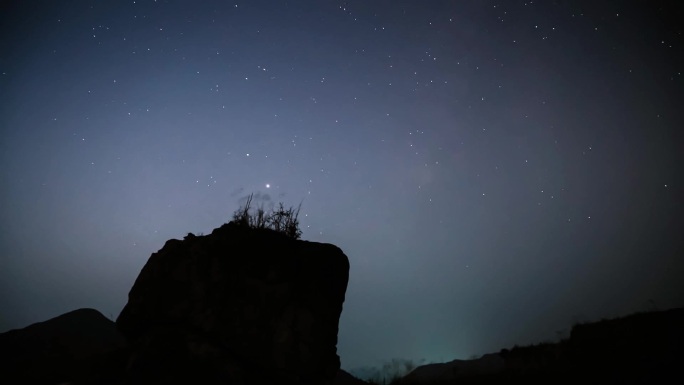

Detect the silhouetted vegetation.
xmin=231 ymin=193 xmax=303 ymax=239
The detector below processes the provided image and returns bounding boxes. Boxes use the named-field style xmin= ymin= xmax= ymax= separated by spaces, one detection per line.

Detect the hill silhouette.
xmin=397 ymin=307 xmax=684 ymax=384
xmin=0 ymin=308 xmax=127 ymax=384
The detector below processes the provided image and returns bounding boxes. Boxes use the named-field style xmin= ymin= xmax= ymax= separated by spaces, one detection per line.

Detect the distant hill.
xmin=402 ymin=353 xmax=505 ymax=383
xmin=333 ymin=369 xmax=370 ymax=385
xmin=400 ymin=307 xmax=684 ymax=384
xmin=0 ymin=308 xmax=127 ymax=384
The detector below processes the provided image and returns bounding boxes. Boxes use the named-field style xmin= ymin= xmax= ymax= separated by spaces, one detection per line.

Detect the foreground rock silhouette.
xmin=118 ymin=221 xmax=350 ymax=384
xmin=0 ymin=221 xmax=351 ymax=385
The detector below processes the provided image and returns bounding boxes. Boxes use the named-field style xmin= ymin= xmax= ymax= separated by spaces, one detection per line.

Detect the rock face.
xmin=116 ymin=222 xmax=350 ymax=384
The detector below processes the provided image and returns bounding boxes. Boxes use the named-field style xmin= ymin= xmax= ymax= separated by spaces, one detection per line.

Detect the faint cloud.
xmin=237 ymin=191 xmax=272 ymax=208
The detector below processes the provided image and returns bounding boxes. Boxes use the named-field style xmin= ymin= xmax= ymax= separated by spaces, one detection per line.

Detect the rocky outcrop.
xmin=116 ymin=221 xmax=350 ymax=384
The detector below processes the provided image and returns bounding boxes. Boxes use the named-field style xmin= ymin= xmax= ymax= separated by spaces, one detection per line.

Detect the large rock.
xmin=116 ymin=222 xmax=350 ymax=384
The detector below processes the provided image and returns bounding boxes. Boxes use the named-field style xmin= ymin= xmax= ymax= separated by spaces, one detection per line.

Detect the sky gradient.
xmin=1 ymin=0 xmax=683 ymax=372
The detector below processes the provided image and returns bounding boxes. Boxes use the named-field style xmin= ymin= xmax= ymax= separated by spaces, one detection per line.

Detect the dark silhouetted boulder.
xmin=116 ymin=221 xmax=350 ymax=384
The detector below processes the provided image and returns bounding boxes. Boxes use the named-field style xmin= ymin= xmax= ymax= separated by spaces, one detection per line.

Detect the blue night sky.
xmin=1 ymin=0 xmax=682 ymax=371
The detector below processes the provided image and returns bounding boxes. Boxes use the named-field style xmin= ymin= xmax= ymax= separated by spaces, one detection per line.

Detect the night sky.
xmin=1 ymin=0 xmax=683 ymax=372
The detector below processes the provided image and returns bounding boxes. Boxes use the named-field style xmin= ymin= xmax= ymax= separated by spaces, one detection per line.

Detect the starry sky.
xmin=1 ymin=0 xmax=683 ymax=372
